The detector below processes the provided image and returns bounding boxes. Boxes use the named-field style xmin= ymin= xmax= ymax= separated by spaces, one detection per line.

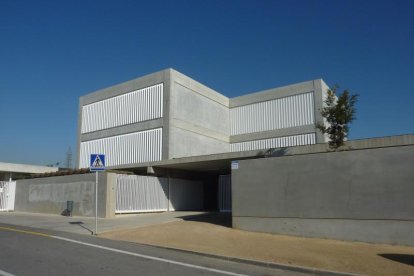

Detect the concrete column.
xmin=104 ymin=172 xmax=117 ymax=218
xmin=162 ymin=69 xmax=172 ymax=160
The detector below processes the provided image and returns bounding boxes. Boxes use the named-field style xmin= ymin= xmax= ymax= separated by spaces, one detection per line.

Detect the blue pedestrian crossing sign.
xmin=90 ymin=154 xmax=105 ymax=171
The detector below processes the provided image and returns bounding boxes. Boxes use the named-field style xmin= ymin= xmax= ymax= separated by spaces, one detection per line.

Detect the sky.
xmin=1 ymin=0 xmax=413 ymax=166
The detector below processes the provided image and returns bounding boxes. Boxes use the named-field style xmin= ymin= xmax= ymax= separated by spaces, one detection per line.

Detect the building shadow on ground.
xmin=69 ymin=221 xmax=94 ymax=235
xmin=378 ymin=254 xmax=414 ymax=266
xmin=177 ymin=212 xmax=232 ymax=228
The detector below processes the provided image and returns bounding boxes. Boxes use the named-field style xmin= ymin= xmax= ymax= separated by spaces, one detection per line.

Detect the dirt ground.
xmin=101 ymin=214 xmax=414 ymax=276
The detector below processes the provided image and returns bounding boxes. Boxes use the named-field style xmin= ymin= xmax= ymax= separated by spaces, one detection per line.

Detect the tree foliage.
xmin=316 ymin=86 xmax=358 ymax=150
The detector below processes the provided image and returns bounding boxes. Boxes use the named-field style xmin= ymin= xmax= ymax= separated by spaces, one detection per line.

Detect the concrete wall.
xmin=232 ymin=139 xmax=414 ymax=245
xmin=168 ymin=70 xmax=230 ymax=158
xmin=15 ymin=173 xmax=117 ymax=218
xmin=169 ymin=178 xmax=204 ymax=211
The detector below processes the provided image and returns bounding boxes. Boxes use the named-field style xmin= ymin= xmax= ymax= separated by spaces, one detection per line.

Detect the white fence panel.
xmin=218 ymin=175 xmax=231 ymax=212
xmin=81 ymin=83 xmax=163 ymax=134
xmin=0 ymin=181 xmax=16 ymax=211
xmin=230 ymin=92 xmax=314 ymax=135
xmin=230 ymin=133 xmax=316 ymax=152
xmin=79 ymin=128 xmax=162 ymax=168
xmin=116 ymin=175 xmax=169 ymax=213
xmin=116 ymin=174 xmax=205 ymax=214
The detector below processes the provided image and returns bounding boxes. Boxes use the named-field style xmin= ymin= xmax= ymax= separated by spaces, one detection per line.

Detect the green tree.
xmin=316 ymin=86 xmax=358 ymax=150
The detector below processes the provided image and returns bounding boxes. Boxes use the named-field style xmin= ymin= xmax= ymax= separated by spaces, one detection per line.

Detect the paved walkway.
xmin=0 ymin=211 xmax=204 ymax=234
xmin=2 ymin=212 xmax=414 ymax=275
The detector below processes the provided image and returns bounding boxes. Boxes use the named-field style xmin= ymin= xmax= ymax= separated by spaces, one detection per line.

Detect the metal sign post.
xmin=95 ymin=171 xmax=98 ymax=235
xmin=90 ymin=154 xmax=105 ymax=236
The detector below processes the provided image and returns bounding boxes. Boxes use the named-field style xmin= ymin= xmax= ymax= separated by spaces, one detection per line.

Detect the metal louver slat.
xmin=79 ymin=128 xmax=163 ymax=168
xmin=230 ymin=92 xmax=315 ymax=135
xmin=81 ymin=83 xmax=163 ymax=134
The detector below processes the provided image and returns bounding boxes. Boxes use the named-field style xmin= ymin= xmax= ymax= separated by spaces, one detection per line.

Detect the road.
xmin=0 ymin=223 xmax=310 ymax=276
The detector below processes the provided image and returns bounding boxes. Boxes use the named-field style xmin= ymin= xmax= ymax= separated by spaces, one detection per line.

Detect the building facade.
xmin=77 ymin=68 xmax=328 ymax=169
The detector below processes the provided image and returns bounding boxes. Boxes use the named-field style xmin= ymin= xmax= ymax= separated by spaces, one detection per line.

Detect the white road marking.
xmin=52 ymin=236 xmax=249 ymax=276
xmin=0 ymin=269 xmax=15 ymax=276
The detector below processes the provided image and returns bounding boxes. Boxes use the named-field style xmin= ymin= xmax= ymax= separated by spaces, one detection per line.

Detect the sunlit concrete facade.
xmin=77 ymin=68 xmax=328 ymax=170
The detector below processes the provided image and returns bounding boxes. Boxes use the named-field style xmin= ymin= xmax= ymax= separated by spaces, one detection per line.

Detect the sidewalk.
xmin=0 ymin=211 xmax=205 ymax=234
xmin=100 ymin=213 xmax=414 ymax=276
xmin=1 ymin=212 xmax=414 ymax=275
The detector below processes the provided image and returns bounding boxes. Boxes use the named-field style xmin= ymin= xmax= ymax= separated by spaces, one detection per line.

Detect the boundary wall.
xmin=14 ymin=173 xmax=204 ymax=218
xmin=232 ymin=135 xmax=414 ymax=246
xmin=15 ymin=173 xmax=116 ymax=218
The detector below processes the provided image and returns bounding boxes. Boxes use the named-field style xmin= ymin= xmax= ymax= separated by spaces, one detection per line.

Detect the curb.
xmin=139 ymin=242 xmax=360 ymax=276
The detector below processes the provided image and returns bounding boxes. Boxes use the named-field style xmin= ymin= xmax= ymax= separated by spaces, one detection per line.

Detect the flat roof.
xmin=0 ymin=162 xmax=59 ymax=174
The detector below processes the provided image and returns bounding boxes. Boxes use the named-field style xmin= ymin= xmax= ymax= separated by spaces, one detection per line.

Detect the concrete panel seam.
xmin=171 ymin=118 xmax=230 ymax=142
xmin=230 ymin=125 xmax=316 ymax=143
xmin=173 ymin=81 xmax=229 ymax=107
xmin=230 ymin=90 xmax=315 ymax=109
xmin=80 ymin=118 xmax=164 ymax=142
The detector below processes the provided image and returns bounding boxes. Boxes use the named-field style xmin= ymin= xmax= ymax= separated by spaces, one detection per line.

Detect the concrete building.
xmin=9 ymin=69 xmax=414 ymax=246
xmin=77 ymin=68 xmax=328 ymax=170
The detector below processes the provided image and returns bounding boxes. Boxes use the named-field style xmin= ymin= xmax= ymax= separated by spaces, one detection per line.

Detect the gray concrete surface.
xmin=232 ymin=143 xmax=414 ymax=245
xmin=0 ymin=211 xmax=206 ymax=235
xmin=0 ymin=222 xmax=309 ymax=276
xmin=14 ymin=172 xmax=116 ymax=218
xmin=0 ymin=162 xmax=58 ymax=180
xmin=80 ymin=118 xmax=163 ymax=143
xmin=169 ymin=70 xmax=230 ymax=158
xmin=169 ymin=179 xmax=204 ymax=211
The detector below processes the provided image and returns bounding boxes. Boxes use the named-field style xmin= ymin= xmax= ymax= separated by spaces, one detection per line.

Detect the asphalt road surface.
xmin=0 ymin=223 xmax=311 ymax=276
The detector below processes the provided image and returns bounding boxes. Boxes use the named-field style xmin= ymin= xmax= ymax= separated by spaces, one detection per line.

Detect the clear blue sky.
xmin=1 ymin=0 xmax=413 ymax=166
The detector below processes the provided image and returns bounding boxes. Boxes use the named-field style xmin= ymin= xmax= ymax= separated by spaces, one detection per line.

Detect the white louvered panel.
xmin=115 ymin=174 xmax=204 ymax=214
xmin=79 ymin=128 xmax=162 ymax=168
xmin=230 ymin=133 xmax=316 ymax=152
xmin=81 ymin=83 xmax=163 ymax=134
xmin=230 ymin=92 xmax=315 ymax=135
xmin=0 ymin=181 xmax=16 ymax=211
xmin=116 ymin=175 xmax=169 ymax=213
xmin=218 ymin=175 xmax=232 ymax=212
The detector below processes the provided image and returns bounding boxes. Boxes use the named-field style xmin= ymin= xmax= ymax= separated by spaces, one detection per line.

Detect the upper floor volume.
xmin=77 ymin=68 xmax=328 ymax=169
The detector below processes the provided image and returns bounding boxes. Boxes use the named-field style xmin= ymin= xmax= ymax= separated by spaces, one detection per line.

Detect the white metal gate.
xmin=116 ymin=175 xmax=169 ymax=214
xmin=0 ymin=181 xmax=16 ymax=211
xmin=218 ymin=175 xmax=231 ymax=212
xmin=115 ymin=174 xmax=204 ymax=214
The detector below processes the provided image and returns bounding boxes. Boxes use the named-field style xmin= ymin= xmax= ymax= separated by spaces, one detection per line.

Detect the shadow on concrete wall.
xmin=259 ymin=147 xmax=288 ymax=158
